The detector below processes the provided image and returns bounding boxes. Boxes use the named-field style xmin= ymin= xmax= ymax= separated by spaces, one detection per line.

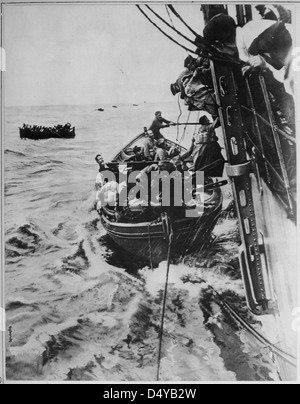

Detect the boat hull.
xmin=101 ymin=189 xmax=223 ymax=265
xmin=19 ymin=128 xmax=76 ymax=140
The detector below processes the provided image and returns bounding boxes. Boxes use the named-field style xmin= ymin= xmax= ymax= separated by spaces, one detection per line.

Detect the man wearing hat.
xmin=155 ymin=138 xmax=169 ymax=161
xmin=179 ymin=116 xmax=222 ymax=171
xmin=149 ymin=111 xmax=176 ymax=141
xmin=143 ymin=130 xmax=156 ymax=161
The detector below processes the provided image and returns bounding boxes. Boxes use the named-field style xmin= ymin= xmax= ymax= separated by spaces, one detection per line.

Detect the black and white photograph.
xmin=0 ymin=1 xmax=299 ymax=385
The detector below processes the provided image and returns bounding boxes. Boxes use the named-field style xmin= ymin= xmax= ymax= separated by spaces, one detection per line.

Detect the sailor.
xmin=255 ymin=5 xmax=291 ymax=23
xmin=203 ymin=13 xmax=295 ymax=136
xmin=140 ymin=127 xmax=149 ymax=136
xmin=125 ymin=146 xmax=144 ymax=162
xmin=95 ymin=154 xmax=108 ymax=190
xmin=96 ymin=180 xmax=127 ymax=212
xmin=143 ymin=130 xmax=156 ymax=160
xmin=155 ymin=138 xmax=169 ymax=161
xmin=203 ymin=14 xmax=294 ymax=93
xmin=256 ymin=5 xmax=278 ymax=21
xmin=149 ymin=111 xmax=176 ymax=141
xmin=180 ymin=116 xmax=224 ymax=174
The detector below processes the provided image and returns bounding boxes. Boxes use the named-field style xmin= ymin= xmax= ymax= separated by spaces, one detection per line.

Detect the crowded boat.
xmin=20 ymin=123 xmax=75 ymax=140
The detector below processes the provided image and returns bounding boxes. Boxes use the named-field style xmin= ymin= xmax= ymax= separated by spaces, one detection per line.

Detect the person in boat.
xmin=95 ymin=154 xmax=108 ymax=190
xmin=149 ymin=111 xmax=176 ymax=141
xmin=180 ymin=116 xmax=224 ymax=175
xmin=155 ymin=138 xmax=168 ymax=161
xmin=140 ymin=127 xmax=149 ymax=137
xmin=143 ymin=130 xmax=156 ymax=160
xmin=96 ymin=180 xmax=127 ymax=214
xmin=125 ymin=146 xmax=144 ymax=162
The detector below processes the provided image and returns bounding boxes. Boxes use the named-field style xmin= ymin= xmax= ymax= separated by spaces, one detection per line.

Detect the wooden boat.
xmin=98 ymin=133 xmax=224 ymax=265
xmin=19 ymin=126 xmax=76 ymax=140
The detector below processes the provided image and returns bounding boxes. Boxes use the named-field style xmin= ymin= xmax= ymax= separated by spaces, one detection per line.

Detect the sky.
xmin=4 ymin=3 xmax=207 ymax=107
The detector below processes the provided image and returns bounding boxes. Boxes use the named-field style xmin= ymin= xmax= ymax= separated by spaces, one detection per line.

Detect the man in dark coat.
xmin=149 ymin=111 xmax=175 ymax=141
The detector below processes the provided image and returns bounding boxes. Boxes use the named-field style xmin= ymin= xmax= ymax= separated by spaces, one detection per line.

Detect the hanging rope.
xmin=137 ymin=6 xmax=238 ymax=64
xmin=176 ymin=94 xmax=183 ymax=142
xmin=166 ymin=5 xmax=190 ymax=59
xmin=241 ymin=105 xmax=296 ymax=144
xmin=146 ymin=5 xmax=196 ymax=47
xmin=193 ymin=112 xmax=201 ymax=136
xmin=165 ymin=5 xmax=176 ymax=31
xmin=242 ymin=126 xmax=293 ymax=191
xmin=148 ymin=224 xmax=154 ymax=270
xmin=157 ymin=216 xmax=174 ymax=381
xmin=196 ymin=280 xmax=297 ymax=368
xmin=179 ymin=110 xmax=191 ymax=144
xmin=167 ymin=4 xmax=199 ymax=37
xmin=136 ymin=6 xmax=198 ymax=56
xmin=148 ymin=5 xmax=239 ymax=65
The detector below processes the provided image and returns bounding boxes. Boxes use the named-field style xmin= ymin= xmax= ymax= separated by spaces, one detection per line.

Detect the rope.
xmin=157 ymin=218 xmax=174 ymax=381
xmin=137 ymin=6 xmax=239 ymax=64
xmin=176 ymin=94 xmax=183 ymax=142
xmin=146 ymin=5 xmax=196 ymax=47
xmin=166 ymin=5 xmax=190 ymax=59
xmin=241 ymin=105 xmax=296 ymax=144
xmin=179 ymin=110 xmax=191 ymax=144
xmin=242 ymin=122 xmax=292 ymax=190
xmin=167 ymin=7 xmax=241 ymax=66
xmin=167 ymin=5 xmax=199 ymax=37
xmin=198 ymin=281 xmax=297 ymax=367
xmin=136 ymin=6 xmax=198 ymax=56
xmin=148 ymin=223 xmax=154 ymax=270
xmin=165 ymin=5 xmax=176 ymax=32
xmin=194 ymin=112 xmax=201 ymax=136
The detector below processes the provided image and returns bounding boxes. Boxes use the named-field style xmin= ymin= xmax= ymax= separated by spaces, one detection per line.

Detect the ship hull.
xmin=250 ymin=174 xmax=297 ymax=380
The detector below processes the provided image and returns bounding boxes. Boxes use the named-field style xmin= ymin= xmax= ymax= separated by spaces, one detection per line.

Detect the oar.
xmin=170 ymin=123 xmax=200 ymax=126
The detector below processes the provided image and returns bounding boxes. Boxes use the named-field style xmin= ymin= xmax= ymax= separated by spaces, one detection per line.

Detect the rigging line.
xmin=147 ymin=4 xmax=237 ymax=66
xmin=165 ymin=4 xmax=190 ymax=57
xmin=136 ymin=6 xmax=198 ymax=56
xmin=241 ymin=105 xmax=296 ymax=144
xmin=242 ymin=129 xmax=290 ymax=189
xmin=137 ymin=5 xmax=239 ymax=65
xmin=197 ymin=295 xmax=296 ymax=367
xmin=182 ymin=269 xmax=297 ymax=365
xmin=179 ymin=110 xmax=191 ymax=144
xmin=166 ymin=5 xmax=234 ymax=64
xmin=157 ymin=220 xmax=174 ymax=381
xmin=209 ymin=290 xmax=297 ymax=365
xmin=148 ymin=224 xmax=153 ymax=271
xmin=167 ymin=4 xmax=199 ymax=37
xmin=165 ymin=4 xmax=175 ymax=29
xmin=194 ymin=112 xmax=201 ymax=135
xmin=176 ymin=94 xmax=183 ymax=142
xmin=146 ymin=5 xmax=196 ymax=47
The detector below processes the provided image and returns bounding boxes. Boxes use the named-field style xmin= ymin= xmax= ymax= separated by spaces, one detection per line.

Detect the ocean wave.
xmin=5 ymin=149 xmax=26 ymax=157
xmin=6 ymin=297 xmax=39 ymax=311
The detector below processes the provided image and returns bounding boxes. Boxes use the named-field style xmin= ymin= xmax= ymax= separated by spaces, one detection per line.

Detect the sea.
xmin=3 ymin=102 xmax=279 ymax=382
